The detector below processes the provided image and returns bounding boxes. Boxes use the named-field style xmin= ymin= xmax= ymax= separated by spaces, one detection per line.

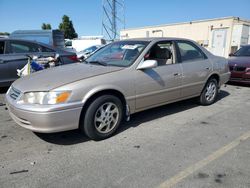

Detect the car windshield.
xmin=234 ymin=46 xmax=250 ymax=56
xmin=82 ymin=46 xmax=98 ymax=53
xmin=85 ymin=41 xmax=149 ymax=67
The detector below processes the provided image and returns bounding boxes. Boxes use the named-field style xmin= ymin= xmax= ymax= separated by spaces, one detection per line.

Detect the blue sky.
xmin=0 ymin=0 xmax=250 ymax=36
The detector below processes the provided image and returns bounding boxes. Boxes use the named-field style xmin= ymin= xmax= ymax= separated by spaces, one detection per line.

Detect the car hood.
xmin=12 ymin=63 xmax=124 ymax=92
xmin=228 ymin=56 xmax=250 ymax=67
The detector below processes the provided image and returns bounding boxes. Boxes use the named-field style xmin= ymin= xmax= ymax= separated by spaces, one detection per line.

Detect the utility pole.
xmin=102 ymin=0 xmax=125 ymax=41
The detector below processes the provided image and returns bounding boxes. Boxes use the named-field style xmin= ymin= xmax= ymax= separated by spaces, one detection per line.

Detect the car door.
xmin=135 ymin=41 xmax=182 ymax=110
xmin=175 ymin=40 xmax=212 ymax=97
xmin=0 ymin=40 xmax=11 ymax=86
xmin=5 ymin=40 xmax=43 ymax=81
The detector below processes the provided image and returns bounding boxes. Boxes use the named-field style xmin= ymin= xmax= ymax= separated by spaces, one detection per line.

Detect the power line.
xmin=102 ymin=0 xmax=125 ymax=41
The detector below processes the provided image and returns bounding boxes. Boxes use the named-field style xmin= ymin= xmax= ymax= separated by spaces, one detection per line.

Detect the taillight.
xmin=67 ymin=55 xmax=78 ymax=62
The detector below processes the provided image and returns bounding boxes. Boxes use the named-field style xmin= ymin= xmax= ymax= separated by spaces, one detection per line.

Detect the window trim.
xmin=175 ymin=40 xmax=208 ymax=63
xmin=6 ymin=40 xmax=40 ymax=54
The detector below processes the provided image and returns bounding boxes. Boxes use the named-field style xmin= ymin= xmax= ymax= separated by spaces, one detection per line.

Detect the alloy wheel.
xmin=205 ymin=82 xmax=216 ymax=102
xmin=94 ymin=102 xmax=119 ymax=134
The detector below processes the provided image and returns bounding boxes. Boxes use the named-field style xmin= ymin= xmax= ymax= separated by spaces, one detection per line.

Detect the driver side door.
xmin=135 ymin=41 xmax=183 ymax=111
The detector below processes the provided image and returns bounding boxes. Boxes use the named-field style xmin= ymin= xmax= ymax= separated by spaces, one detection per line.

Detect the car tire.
xmin=81 ymin=95 xmax=123 ymax=140
xmin=199 ymin=78 xmax=218 ymax=105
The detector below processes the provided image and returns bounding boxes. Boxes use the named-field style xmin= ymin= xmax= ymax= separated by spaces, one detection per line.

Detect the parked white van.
xmin=65 ymin=36 xmax=106 ymax=52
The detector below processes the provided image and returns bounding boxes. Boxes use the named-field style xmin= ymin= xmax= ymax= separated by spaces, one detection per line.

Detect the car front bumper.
xmin=229 ymin=71 xmax=250 ymax=84
xmin=5 ymin=94 xmax=83 ymax=133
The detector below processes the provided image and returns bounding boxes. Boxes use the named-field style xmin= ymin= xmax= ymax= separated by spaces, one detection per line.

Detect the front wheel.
xmin=80 ymin=95 xmax=123 ymax=140
xmin=199 ymin=78 xmax=218 ymax=105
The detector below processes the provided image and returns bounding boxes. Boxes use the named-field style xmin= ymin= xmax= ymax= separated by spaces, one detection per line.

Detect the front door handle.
xmin=0 ymin=59 xmax=5 ymax=64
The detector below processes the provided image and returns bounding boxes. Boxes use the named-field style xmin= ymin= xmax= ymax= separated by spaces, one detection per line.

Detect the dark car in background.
xmin=0 ymin=39 xmax=77 ymax=87
xmin=228 ymin=45 xmax=250 ymax=84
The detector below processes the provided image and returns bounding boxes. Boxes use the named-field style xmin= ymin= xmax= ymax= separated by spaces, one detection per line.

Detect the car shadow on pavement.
xmin=226 ymin=82 xmax=250 ymax=88
xmin=34 ymin=90 xmax=230 ymax=145
xmin=0 ymin=87 xmax=9 ymax=106
xmin=34 ymin=129 xmax=90 ymax=145
xmin=118 ymin=90 xmax=230 ymax=135
xmin=0 ymin=87 xmax=9 ymax=94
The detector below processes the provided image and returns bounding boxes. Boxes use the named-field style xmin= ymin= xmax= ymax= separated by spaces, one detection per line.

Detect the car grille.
xmin=8 ymin=87 xmax=21 ymax=100
xmin=229 ymin=66 xmax=246 ymax=72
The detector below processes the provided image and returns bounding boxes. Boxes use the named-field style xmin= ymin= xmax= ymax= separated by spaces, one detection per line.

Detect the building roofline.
xmin=121 ymin=16 xmax=250 ymax=31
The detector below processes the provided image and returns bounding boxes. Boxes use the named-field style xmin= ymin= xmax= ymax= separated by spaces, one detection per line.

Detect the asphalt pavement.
xmin=0 ymin=84 xmax=249 ymax=188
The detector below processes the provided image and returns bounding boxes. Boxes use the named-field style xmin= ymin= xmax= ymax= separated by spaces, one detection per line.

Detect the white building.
xmin=120 ymin=17 xmax=250 ymax=57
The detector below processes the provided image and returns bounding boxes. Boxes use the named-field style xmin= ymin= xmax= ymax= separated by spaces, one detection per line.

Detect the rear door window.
xmin=8 ymin=41 xmax=40 ymax=53
xmin=40 ymin=45 xmax=55 ymax=52
xmin=176 ymin=41 xmax=206 ymax=62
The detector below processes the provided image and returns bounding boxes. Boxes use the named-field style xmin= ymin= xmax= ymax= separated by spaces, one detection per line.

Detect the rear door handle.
xmin=0 ymin=59 xmax=5 ymax=64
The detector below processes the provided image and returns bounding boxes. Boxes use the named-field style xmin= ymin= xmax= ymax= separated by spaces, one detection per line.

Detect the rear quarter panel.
xmin=209 ymin=55 xmax=230 ymax=86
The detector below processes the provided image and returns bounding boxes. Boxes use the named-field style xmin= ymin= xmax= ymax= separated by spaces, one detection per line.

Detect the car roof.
xmin=1 ymin=37 xmax=195 ymax=44
xmin=122 ymin=37 xmax=194 ymax=42
xmin=241 ymin=44 xmax=250 ymax=47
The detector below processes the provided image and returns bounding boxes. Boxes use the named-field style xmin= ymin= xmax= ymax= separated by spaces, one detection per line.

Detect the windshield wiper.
xmin=88 ymin=61 xmax=108 ymax=66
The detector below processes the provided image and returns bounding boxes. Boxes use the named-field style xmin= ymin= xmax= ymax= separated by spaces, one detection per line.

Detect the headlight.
xmin=18 ymin=91 xmax=71 ymax=105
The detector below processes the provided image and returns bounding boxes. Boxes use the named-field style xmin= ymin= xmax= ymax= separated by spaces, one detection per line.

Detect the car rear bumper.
xmin=5 ymin=96 xmax=83 ymax=133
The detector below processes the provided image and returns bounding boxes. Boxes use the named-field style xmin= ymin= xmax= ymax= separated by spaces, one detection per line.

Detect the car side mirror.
xmin=229 ymin=53 xmax=234 ymax=57
xmin=137 ymin=60 xmax=158 ymax=70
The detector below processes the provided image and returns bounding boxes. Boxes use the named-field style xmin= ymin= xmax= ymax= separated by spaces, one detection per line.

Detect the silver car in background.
xmin=77 ymin=45 xmax=103 ymax=60
xmin=5 ymin=38 xmax=230 ymax=140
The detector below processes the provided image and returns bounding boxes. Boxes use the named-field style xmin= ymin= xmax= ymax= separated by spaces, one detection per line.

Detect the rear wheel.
xmin=199 ymin=78 xmax=218 ymax=105
xmin=81 ymin=95 xmax=123 ymax=140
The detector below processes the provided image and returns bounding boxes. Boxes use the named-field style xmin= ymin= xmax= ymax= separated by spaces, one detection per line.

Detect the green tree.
xmin=59 ymin=15 xmax=78 ymax=39
xmin=41 ymin=23 xmax=52 ymax=30
xmin=0 ymin=32 xmax=10 ymax=36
